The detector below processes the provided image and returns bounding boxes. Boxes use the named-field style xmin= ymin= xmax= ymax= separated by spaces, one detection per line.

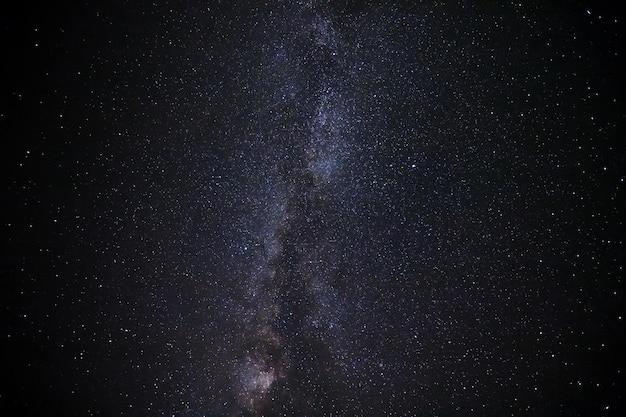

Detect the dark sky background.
xmin=1 ymin=1 xmax=624 ymax=416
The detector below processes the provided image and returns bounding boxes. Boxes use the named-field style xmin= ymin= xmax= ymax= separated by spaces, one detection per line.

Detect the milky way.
xmin=2 ymin=0 xmax=624 ymax=416
xmin=227 ymin=8 xmax=360 ymax=411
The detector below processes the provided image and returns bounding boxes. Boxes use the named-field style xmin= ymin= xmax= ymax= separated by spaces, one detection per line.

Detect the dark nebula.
xmin=1 ymin=1 xmax=624 ymax=416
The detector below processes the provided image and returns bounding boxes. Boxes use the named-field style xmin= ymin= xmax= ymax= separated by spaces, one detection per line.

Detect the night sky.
xmin=1 ymin=1 xmax=625 ymax=416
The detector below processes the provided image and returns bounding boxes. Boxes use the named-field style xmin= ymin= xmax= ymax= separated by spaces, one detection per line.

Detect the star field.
xmin=1 ymin=1 xmax=625 ymax=416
